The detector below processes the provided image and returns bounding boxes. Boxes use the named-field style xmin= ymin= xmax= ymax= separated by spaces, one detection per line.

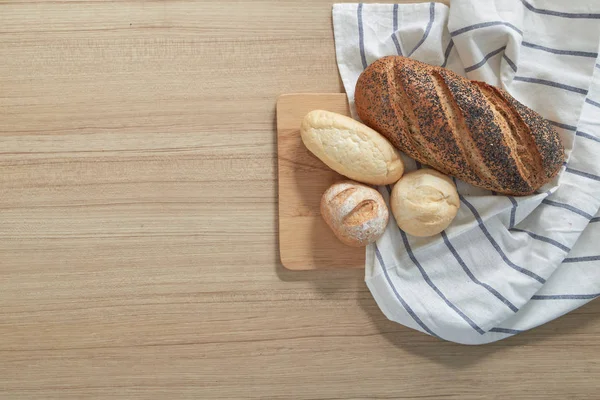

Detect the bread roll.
xmin=390 ymin=169 xmax=459 ymax=237
xmin=301 ymin=110 xmax=404 ymax=185
xmin=355 ymin=56 xmax=565 ymax=196
xmin=321 ymin=181 xmax=389 ymax=247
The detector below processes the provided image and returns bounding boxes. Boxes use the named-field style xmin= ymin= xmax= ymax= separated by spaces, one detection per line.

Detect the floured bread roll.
xmin=321 ymin=181 xmax=389 ymax=247
xmin=390 ymin=169 xmax=459 ymax=237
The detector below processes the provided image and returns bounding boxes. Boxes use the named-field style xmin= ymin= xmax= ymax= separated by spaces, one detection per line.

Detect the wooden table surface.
xmin=1 ymin=1 xmax=599 ymax=398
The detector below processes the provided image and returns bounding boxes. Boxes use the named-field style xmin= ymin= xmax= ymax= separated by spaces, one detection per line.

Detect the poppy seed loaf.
xmin=355 ymin=56 xmax=565 ymax=196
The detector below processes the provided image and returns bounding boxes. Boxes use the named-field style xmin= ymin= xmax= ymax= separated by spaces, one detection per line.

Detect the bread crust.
xmin=355 ymin=56 xmax=565 ymax=196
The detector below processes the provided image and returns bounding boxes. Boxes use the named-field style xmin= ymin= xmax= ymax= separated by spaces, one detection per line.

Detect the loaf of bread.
xmin=301 ymin=110 xmax=404 ymax=185
xmin=391 ymin=169 xmax=459 ymax=237
xmin=355 ymin=56 xmax=565 ymax=196
xmin=321 ymin=181 xmax=389 ymax=247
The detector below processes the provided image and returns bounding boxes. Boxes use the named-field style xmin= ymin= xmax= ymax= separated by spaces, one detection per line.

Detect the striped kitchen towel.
xmin=333 ymin=0 xmax=600 ymax=344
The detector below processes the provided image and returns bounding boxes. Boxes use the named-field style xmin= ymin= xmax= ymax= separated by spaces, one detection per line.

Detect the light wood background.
xmin=1 ymin=1 xmax=599 ymax=399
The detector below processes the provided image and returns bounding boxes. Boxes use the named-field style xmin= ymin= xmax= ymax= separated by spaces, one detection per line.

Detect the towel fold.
xmin=332 ymin=0 xmax=600 ymax=344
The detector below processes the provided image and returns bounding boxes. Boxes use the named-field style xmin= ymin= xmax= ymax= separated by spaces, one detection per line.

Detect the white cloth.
xmin=333 ymin=0 xmax=600 ymax=344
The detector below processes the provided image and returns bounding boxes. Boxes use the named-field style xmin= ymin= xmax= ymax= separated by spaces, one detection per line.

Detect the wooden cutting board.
xmin=276 ymin=93 xmax=365 ymax=270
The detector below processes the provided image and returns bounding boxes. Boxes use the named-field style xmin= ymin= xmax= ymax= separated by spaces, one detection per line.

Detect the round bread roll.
xmin=390 ymin=169 xmax=459 ymax=237
xmin=321 ymin=181 xmax=389 ymax=247
xmin=301 ymin=110 xmax=404 ymax=185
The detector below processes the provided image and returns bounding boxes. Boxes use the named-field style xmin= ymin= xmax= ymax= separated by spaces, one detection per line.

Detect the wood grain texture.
xmin=1 ymin=0 xmax=599 ymax=399
xmin=277 ymin=93 xmax=364 ymax=270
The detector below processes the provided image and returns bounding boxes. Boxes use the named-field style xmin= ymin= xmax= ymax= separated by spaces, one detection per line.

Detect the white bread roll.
xmin=301 ymin=110 xmax=404 ymax=185
xmin=321 ymin=181 xmax=389 ymax=247
xmin=390 ymin=169 xmax=459 ymax=237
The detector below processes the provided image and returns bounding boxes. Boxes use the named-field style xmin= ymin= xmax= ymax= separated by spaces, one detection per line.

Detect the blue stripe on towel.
xmin=508 ymin=196 xmax=518 ymax=229
xmin=408 ymin=2 xmax=435 ymax=57
xmin=441 ymin=39 xmax=454 ymax=68
xmin=391 ymin=4 xmax=403 ymax=56
xmin=465 ymin=46 xmax=506 ymax=72
xmin=563 ymin=255 xmax=600 ymax=263
xmin=532 ymin=294 xmax=600 ymax=300
xmin=565 ymin=167 xmax=600 ymax=181
xmin=585 ymin=98 xmax=600 ymax=108
xmin=541 ymin=199 xmax=594 ymax=219
xmin=576 ymin=130 xmax=600 ymax=143
xmin=503 ymin=54 xmax=518 ymax=72
xmin=522 ymin=41 xmax=598 ymax=58
xmin=520 ymin=0 xmax=600 ymax=19
xmin=510 ymin=228 xmax=571 ymax=253
xmin=513 ymin=76 xmax=588 ymax=95
xmin=357 ymin=3 xmax=368 ymax=69
xmin=451 ymin=21 xmax=522 ymax=36
xmin=489 ymin=327 xmax=523 ymax=334
xmin=548 ymin=120 xmax=577 ymax=131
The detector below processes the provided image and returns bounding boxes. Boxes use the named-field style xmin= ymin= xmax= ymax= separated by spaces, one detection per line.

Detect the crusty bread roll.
xmin=355 ymin=56 xmax=565 ymax=196
xmin=321 ymin=181 xmax=389 ymax=247
xmin=301 ymin=110 xmax=404 ymax=185
xmin=390 ymin=169 xmax=459 ymax=237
